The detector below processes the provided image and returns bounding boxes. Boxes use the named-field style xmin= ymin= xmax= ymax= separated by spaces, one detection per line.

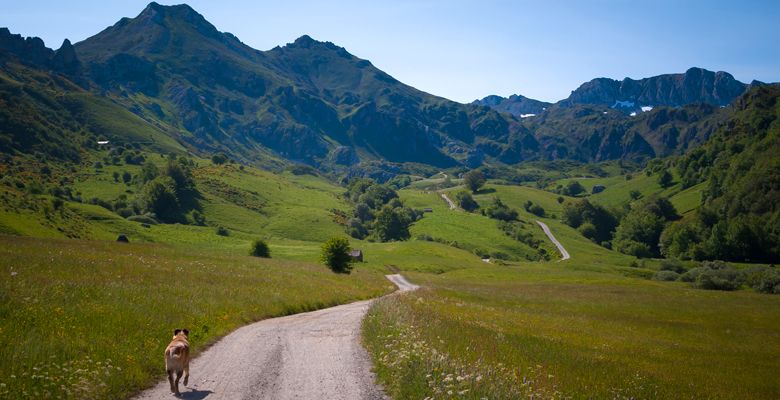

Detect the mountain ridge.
xmin=0 ymin=2 xmax=773 ymax=174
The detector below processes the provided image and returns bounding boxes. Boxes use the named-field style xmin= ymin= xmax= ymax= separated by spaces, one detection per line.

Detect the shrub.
xmin=660 ymin=259 xmax=686 ymax=274
xmin=216 ymin=226 xmax=230 ymax=236
xmin=211 ymin=152 xmax=229 ymax=165
xmin=745 ymin=266 xmax=780 ymax=294
xmin=693 ymin=262 xmax=745 ymax=291
xmin=529 ymin=204 xmax=545 ymax=217
xmin=455 ymin=191 xmax=479 ymax=212
xmin=678 ymin=267 xmax=703 ymax=282
xmin=189 ymin=210 xmax=206 ymax=226
xmin=321 ymin=237 xmax=353 ymax=273
xmin=578 ymin=222 xmax=597 ymax=240
xmin=653 ymin=270 xmax=680 ymax=281
xmin=249 ymin=239 xmax=271 ymax=258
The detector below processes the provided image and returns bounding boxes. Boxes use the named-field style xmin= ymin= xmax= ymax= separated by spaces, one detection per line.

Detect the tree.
xmin=373 ymin=205 xmax=412 ymax=242
xmin=140 ymin=176 xmax=180 ymax=223
xmin=211 ymin=152 xmax=228 ymax=165
xmin=455 ymin=191 xmax=479 ymax=212
xmin=250 ymin=239 xmax=271 ymax=258
xmin=483 ymin=197 xmax=518 ymax=221
xmin=658 ymin=170 xmax=674 ymax=188
xmin=112 ymin=171 xmax=120 ymax=182
xmin=463 ymin=170 xmax=486 ymax=193
xmin=321 ymin=237 xmax=354 ymax=273
xmin=565 ymin=181 xmax=585 ymax=196
xmin=140 ymin=161 xmax=159 ymax=183
xmin=122 ymin=171 xmax=132 ymax=184
xmin=629 ymin=190 xmax=642 ymax=200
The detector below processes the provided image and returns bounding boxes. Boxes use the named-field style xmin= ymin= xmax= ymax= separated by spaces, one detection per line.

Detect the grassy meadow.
xmin=364 ymin=264 xmax=780 ymax=399
xmin=2 ymin=148 xmax=779 ymax=400
xmin=0 ymin=235 xmax=390 ymax=399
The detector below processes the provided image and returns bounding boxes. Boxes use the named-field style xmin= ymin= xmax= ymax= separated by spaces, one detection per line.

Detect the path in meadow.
xmin=536 ymin=220 xmax=571 ymax=261
xmin=134 ymin=275 xmax=418 ymax=400
xmin=440 ymin=192 xmax=457 ymax=210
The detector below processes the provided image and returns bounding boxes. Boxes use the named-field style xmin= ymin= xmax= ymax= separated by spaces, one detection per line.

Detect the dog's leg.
xmin=167 ymin=370 xmax=175 ymax=393
xmin=183 ymin=363 xmax=189 ymax=386
xmin=174 ymin=370 xmax=182 ymax=396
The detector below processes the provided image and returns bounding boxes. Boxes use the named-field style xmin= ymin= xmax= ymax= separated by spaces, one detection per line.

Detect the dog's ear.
xmin=183 ymin=329 xmax=189 ymax=336
xmin=174 ymin=329 xmax=181 ymax=336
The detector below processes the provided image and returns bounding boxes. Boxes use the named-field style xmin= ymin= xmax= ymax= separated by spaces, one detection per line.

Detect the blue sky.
xmin=2 ymin=0 xmax=778 ymax=103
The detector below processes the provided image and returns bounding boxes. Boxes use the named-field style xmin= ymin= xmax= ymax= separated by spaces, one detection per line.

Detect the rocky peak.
xmin=52 ymin=39 xmax=80 ymax=73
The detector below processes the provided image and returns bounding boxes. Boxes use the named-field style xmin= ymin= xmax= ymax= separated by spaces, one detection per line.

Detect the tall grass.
xmin=364 ymin=266 xmax=780 ymax=399
xmin=0 ymin=235 xmax=389 ymax=399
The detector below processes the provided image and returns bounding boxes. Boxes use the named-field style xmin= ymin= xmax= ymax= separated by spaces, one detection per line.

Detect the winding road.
xmin=134 ymin=275 xmax=417 ymax=400
xmin=536 ymin=220 xmax=571 ymax=261
xmin=440 ymin=192 xmax=457 ymax=210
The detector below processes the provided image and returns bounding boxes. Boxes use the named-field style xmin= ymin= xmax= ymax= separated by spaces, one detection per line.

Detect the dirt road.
xmin=134 ymin=275 xmax=417 ymax=400
xmin=536 ymin=220 xmax=571 ymax=261
xmin=440 ymin=192 xmax=457 ymax=210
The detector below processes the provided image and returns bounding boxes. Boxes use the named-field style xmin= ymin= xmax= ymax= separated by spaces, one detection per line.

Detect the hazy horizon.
xmin=2 ymin=0 xmax=778 ymax=103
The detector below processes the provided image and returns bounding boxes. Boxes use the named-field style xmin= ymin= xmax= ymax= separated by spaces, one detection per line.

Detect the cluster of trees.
xmin=482 ymin=197 xmax=518 ymax=221
xmin=662 ymin=85 xmax=780 ymax=263
xmin=613 ymin=197 xmax=680 ymax=258
xmin=563 ymin=196 xmax=680 ymax=258
xmin=344 ymin=178 xmax=422 ymax=242
xmin=523 ymin=200 xmax=545 ymax=217
xmin=562 ymin=199 xmax=618 ymax=246
xmin=660 ymin=212 xmax=779 ymax=262
xmin=136 ymin=157 xmax=199 ymax=223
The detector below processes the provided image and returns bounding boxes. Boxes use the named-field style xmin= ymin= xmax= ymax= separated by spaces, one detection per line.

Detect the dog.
xmin=164 ymin=329 xmax=190 ymax=396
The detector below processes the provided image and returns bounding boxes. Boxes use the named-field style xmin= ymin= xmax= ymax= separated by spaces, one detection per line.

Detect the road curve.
xmin=440 ymin=193 xmax=457 ymax=210
xmin=536 ymin=220 xmax=571 ymax=261
xmin=134 ymin=275 xmax=417 ymax=400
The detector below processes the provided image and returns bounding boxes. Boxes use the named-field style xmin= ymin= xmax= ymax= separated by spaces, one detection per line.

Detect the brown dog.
xmin=164 ymin=329 xmax=190 ymax=396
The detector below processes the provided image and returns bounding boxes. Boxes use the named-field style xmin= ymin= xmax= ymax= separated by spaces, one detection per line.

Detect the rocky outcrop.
xmin=561 ymin=67 xmax=749 ymax=110
xmin=472 ymin=94 xmax=551 ymax=117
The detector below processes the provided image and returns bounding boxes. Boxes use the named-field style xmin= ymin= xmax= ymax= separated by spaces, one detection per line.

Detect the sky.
xmin=1 ymin=0 xmax=779 ymax=103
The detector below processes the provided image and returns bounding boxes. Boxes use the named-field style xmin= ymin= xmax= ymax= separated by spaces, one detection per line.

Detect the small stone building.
xmin=349 ymin=249 xmax=364 ymax=262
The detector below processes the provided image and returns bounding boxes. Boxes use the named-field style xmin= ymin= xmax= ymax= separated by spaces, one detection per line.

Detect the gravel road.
xmin=134 ymin=274 xmax=417 ymax=400
xmin=536 ymin=220 xmax=571 ymax=261
xmin=440 ymin=192 xmax=457 ymax=210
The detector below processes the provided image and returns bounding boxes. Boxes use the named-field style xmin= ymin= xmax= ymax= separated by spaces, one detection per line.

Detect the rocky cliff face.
xmin=472 ymin=94 xmax=552 ymax=117
xmin=561 ymin=67 xmax=750 ymax=110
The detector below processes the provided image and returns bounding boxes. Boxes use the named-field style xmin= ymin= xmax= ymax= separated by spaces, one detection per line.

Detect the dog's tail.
xmin=170 ymin=345 xmax=183 ymax=359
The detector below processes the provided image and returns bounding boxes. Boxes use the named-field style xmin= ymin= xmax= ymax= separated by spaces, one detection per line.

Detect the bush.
xmin=678 ymin=267 xmax=703 ymax=282
xmin=483 ymin=198 xmax=518 ymax=221
xmin=529 ymin=204 xmax=545 ymax=217
xmin=249 ymin=239 xmax=271 ymax=258
xmin=321 ymin=237 xmax=354 ymax=273
xmin=660 ymin=259 xmax=686 ymax=274
xmin=745 ymin=266 xmax=780 ymax=294
xmin=578 ymin=222 xmax=597 ymax=240
xmin=653 ymin=270 xmax=681 ymax=281
xmin=693 ymin=262 xmax=745 ymax=291
xmin=216 ymin=226 xmax=230 ymax=236
xmin=211 ymin=152 xmax=229 ymax=165
xmin=455 ymin=191 xmax=479 ymax=212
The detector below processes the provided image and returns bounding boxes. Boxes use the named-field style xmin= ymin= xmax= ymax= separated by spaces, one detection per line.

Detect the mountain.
xmin=472 ymin=94 xmax=551 ymax=117
xmin=560 ymin=67 xmax=751 ymax=111
xmin=0 ymin=2 xmax=773 ymax=175
xmin=67 ymin=2 xmax=541 ymax=173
